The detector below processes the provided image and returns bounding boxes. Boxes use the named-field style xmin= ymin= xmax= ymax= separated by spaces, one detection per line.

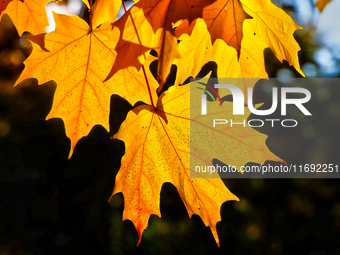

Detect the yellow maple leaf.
xmin=91 ymin=0 xmax=121 ymax=28
xmin=0 ymin=0 xmax=54 ymax=36
xmin=241 ymin=0 xmax=303 ymax=76
xmin=175 ymin=0 xmax=304 ymax=89
xmin=111 ymin=83 xmax=282 ymax=245
xmin=174 ymin=18 xmax=265 ymax=94
xmin=15 ymin=13 xmax=158 ymax=157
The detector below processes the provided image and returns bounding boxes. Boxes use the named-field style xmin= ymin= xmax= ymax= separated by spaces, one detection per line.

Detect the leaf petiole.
xmin=89 ymin=0 xmax=93 ymax=29
xmin=121 ymin=0 xmax=156 ymax=111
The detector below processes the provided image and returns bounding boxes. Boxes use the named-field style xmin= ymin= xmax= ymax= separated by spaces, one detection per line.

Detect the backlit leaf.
xmin=92 ymin=0 xmax=121 ymax=28
xmin=15 ymin=13 xmax=120 ymax=156
xmin=1 ymin=0 xmax=54 ymax=35
xmin=112 ymin=83 xmax=281 ymax=245
xmin=106 ymin=0 xmax=216 ymax=90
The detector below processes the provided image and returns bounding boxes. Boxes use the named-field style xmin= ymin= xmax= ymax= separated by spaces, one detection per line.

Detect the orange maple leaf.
xmin=106 ymin=0 xmax=216 ymax=91
xmin=111 ymin=83 xmax=281 ymax=245
xmin=201 ymin=0 xmax=252 ymax=57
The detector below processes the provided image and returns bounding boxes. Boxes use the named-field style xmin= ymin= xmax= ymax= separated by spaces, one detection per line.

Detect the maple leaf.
xmin=174 ymin=0 xmax=304 ymax=88
xmin=14 ymin=13 xmax=158 ymax=158
xmin=15 ymin=13 xmax=160 ymax=158
xmin=81 ymin=0 xmax=122 ymax=28
xmin=106 ymin=0 xmax=216 ymax=91
xmin=174 ymin=19 xmax=266 ymax=92
xmin=241 ymin=0 xmax=303 ymax=76
xmin=15 ymin=13 xmax=120 ymax=157
xmin=201 ymin=0 xmax=252 ymax=57
xmin=316 ymin=0 xmax=332 ymax=12
xmin=0 ymin=0 xmax=54 ymax=36
xmin=111 ymin=82 xmax=281 ymax=245
xmin=91 ymin=0 xmax=121 ymax=28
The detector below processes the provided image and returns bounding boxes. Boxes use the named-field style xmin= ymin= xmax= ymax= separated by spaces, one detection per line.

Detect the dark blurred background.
xmin=1 ymin=0 xmax=340 ymax=254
